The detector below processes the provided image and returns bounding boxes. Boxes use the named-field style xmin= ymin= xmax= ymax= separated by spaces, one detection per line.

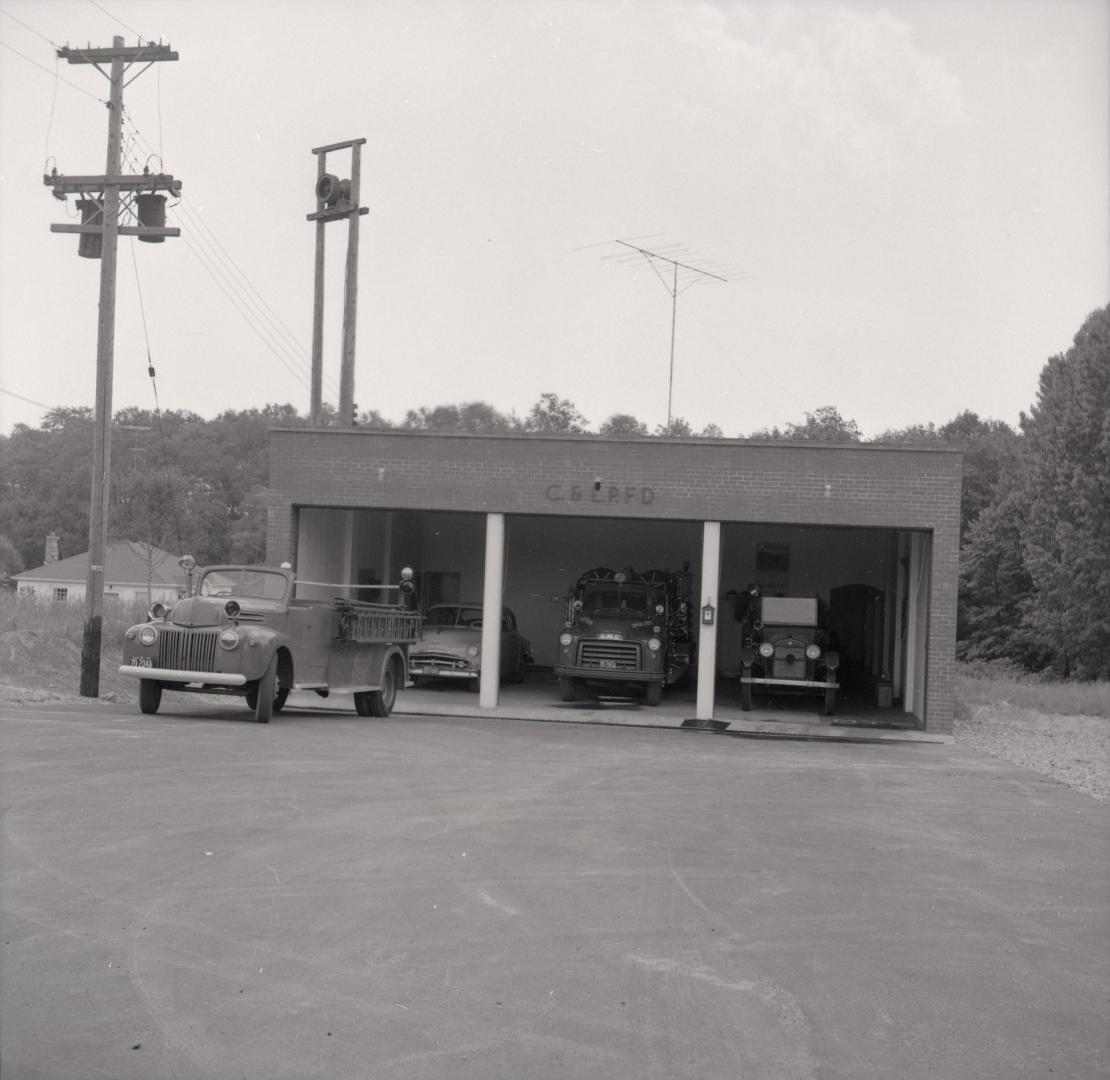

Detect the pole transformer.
xmin=306 ymin=138 xmax=369 ymax=426
xmin=42 ymin=37 xmax=181 ymax=697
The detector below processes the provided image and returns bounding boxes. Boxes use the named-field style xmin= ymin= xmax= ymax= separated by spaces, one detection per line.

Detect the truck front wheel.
xmin=644 ymin=682 xmax=663 ymax=706
xmin=558 ymin=676 xmax=577 ymax=702
xmin=252 ymin=656 xmax=278 ymax=723
xmin=246 ymin=677 xmax=287 ymax=714
xmin=139 ymin=679 xmax=162 ymax=715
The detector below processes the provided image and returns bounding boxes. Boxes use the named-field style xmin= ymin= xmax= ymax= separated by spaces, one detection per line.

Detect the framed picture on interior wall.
xmin=756 ymin=542 xmax=790 ymax=574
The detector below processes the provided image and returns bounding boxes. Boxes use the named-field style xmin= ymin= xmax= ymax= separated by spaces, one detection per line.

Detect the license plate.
xmin=599 ymin=659 xmax=617 ymax=670
xmin=129 ymin=656 xmax=153 ymax=668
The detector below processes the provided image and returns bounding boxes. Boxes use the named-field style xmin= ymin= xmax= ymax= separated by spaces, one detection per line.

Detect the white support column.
xmin=696 ymin=521 xmax=722 ymax=721
xmin=480 ymin=513 xmax=505 ymax=708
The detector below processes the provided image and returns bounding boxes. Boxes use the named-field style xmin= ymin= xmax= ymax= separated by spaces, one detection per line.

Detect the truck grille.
xmin=772 ymin=643 xmax=807 ymax=681
xmin=157 ymin=629 xmax=219 ymax=672
xmin=578 ymin=640 xmax=641 ymax=670
xmin=412 ymin=653 xmax=470 ymax=672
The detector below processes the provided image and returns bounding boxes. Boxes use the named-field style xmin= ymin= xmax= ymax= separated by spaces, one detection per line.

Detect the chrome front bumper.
xmin=118 ymin=665 xmax=248 ymax=687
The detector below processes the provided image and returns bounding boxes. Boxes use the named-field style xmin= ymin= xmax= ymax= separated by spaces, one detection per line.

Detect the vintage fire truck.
xmin=737 ymin=586 xmax=840 ymax=715
xmin=553 ymin=565 xmax=694 ymax=705
xmin=119 ymin=564 xmax=422 ymax=722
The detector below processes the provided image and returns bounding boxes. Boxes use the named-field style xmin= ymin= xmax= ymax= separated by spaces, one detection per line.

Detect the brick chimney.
xmin=44 ymin=532 xmax=60 ymax=565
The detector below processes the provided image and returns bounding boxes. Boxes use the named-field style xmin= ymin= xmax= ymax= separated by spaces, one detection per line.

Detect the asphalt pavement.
xmin=2 ymin=697 xmax=1107 ymax=1080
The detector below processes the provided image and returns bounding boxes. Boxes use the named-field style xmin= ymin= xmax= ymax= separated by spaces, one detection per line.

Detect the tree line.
xmin=2 ymin=303 xmax=1106 ymax=678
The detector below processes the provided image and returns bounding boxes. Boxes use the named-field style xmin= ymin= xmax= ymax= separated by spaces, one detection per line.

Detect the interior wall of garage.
xmin=295 ymin=508 xmax=923 ymax=706
xmin=505 ymin=515 xmax=704 ymax=667
xmin=295 ymin=508 xmax=353 ymax=600
xmin=719 ymin=522 xmax=897 ymax=679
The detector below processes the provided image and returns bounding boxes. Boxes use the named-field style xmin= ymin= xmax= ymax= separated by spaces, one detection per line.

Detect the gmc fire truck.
xmin=553 ymin=565 xmax=694 ymax=705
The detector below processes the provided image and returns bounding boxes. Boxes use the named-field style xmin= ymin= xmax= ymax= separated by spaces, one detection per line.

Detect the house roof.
xmin=14 ymin=542 xmax=187 ymax=588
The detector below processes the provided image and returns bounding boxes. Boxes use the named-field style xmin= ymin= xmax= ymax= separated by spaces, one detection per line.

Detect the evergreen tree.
xmin=1017 ymin=304 xmax=1110 ymax=677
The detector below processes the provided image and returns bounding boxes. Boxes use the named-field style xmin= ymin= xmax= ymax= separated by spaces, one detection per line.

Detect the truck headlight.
xmin=559 ymin=632 xmax=573 ymax=647
xmin=647 ymin=637 xmax=661 ymax=652
xmin=138 ymin=626 xmax=158 ymax=646
xmin=218 ymin=629 xmax=240 ymax=650
xmin=758 ymin=642 xmax=774 ymax=658
xmin=805 ymin=644 xmax=821 ymax=660
xmin=467 ymin=645 xmax=479 ymax=657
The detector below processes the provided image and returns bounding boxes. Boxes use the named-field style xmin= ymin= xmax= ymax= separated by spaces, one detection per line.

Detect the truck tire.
xmin=353 ymin=691 xmax=372 ymax=716
xmin=508 ymin=651 xmax=526 ymax=683
xmin=740 ymin=677 xmax=752 ymax=712
xmin=246 ymin=679 xmax=288 ymax=714
xmin=645 ymin=682 xmax=663 ymax=706
xmin=367 ymin=663 xmax=397 ymax=717
xmin=139 ymin=679 xmax=162 ymax=715
xmin=823 ymin=687 xmax=836 ymax=717
xmin=253 ymin=655 xmax=278 ymax=723
xmin=558 ymin=676 xmax=577 ymax=702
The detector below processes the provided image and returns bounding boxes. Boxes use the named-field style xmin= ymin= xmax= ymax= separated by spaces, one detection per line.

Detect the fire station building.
xmin=266 ymin=429 xmax=961 ymax=734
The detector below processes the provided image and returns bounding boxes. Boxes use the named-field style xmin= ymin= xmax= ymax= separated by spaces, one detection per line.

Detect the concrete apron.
xmin=287 ymin=676 xmax=950 ymax=745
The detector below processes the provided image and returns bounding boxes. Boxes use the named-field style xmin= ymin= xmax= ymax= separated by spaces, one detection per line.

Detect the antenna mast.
xmin=605 ymin=239 xmax=730 ymax=428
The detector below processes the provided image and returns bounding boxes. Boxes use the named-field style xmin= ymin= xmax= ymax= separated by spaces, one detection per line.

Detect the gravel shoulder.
xmin=954 ymin=703 xmax=1109 ymax=802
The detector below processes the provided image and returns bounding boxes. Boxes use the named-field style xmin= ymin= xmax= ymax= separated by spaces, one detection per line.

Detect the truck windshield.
xmin=200 ymin=569 xmax=289 ymax=602
xmin=580 ymin=588 xmax=655 ymax=617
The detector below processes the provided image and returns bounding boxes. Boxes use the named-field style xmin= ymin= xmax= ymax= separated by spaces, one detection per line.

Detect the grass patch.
xmin=956 ymin=660 xmax=1110 ymax=720
xmin=0 ymin=590 xmax=148 ymax=649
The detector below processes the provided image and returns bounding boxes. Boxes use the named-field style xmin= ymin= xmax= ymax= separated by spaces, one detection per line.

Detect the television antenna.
xmin=602 ymin=238 xmax=735 ymax=428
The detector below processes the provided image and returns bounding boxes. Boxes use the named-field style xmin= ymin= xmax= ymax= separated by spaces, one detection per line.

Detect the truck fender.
xmin=349 ymin=645 xmax=409 ymax=692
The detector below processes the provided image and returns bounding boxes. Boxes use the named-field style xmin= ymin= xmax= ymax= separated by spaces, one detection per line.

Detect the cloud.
xmin=672 ymin=1 xmax=967 ymax=173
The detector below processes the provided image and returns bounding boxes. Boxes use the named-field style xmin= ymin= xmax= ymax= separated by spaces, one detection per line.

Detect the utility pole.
xmin=43 ymin=37 xmax=181 ymax=697
xmin=306 ymin=138 xmax=369 ymax=425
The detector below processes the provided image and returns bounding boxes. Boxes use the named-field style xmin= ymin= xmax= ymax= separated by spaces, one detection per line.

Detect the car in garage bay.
xmin=409 ymin=603 xmax=532 ymax=689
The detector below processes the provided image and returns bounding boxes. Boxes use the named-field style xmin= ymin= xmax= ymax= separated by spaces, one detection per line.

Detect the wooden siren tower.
xmin=306 ymin=138 xmax=369 ymax=426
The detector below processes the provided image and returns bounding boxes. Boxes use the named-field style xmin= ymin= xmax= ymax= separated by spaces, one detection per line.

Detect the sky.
xmin=0 ymin=0 xmax=1107 ymax=439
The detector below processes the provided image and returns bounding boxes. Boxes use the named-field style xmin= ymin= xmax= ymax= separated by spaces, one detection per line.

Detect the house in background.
xmin=13 ymin=540 xmax=187 ymax=605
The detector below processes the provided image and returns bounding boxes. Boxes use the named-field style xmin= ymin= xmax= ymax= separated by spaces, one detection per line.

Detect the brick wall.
xmin=267 ymin=430 xmax=962 ymax=732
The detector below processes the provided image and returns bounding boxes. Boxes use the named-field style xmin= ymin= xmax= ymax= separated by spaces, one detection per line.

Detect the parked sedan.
xmin=409 ymin=603 xmax=532 ymax=688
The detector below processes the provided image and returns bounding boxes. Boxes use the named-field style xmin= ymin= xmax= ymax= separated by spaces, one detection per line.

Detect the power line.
xmin=128 ymin=237 xmax=185 ymax=553
xmin=0 ymin=386 xmax=54 ymax=410
xmin=85 ymin=0 xmax=144 ymax=42
xmin=120 ymin=112 xmax=336 ymax=399
xmin=0 ymin=5 xmax=58 ymax=45
xmin=0 ymin=38 xmax=104 ymax=102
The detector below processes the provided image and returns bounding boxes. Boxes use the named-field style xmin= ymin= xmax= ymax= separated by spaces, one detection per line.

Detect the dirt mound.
xmin=0 ymin=629 xmax=135 ymax=703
